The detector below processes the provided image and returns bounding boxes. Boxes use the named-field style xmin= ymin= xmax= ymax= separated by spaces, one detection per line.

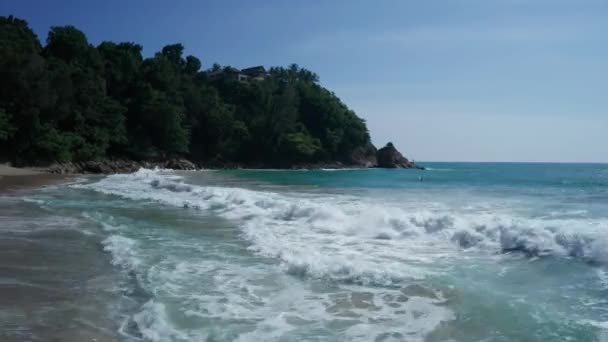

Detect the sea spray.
xmin=76 ymin=169 xmax=608 ymax=267
xmin=60 ymin=164 xmax=608 ymax=341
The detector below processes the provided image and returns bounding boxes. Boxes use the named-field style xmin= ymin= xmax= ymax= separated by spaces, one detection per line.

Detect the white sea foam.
xmin=320 ymin=167 xmax=369 ymax=171
xmin=77 ymin=169 xmax=454 ymax=284
xmin=78 ymin=169 xmax=608 ymax=269
xmin=77 ymin=168 xmax=608 ymax=340
xmin=97 ymin=225 xmax=454 ymax=340
xmin=597 ymin=269 xmax=608 ymax=289
xmin=547 ymin=209 xmax=589 ymax=217
xmin=102 ymin=235 xmax=140 ymax=271
xmin=133 ymin=300 xmax=194 ymax=342
xmin=424 ymin=167 xmax=455 ymax=171
xmin=579 ymin=319 xmax=608 ymax=330
xmin=21 ymin=197 xmax=46 ymax=205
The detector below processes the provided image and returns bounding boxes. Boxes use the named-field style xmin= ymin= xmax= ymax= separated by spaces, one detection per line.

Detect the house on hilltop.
xmin=208 ymin=66 xmax=268 ymax=82
xmin=240 ymin=66 xmax=268 ymax=81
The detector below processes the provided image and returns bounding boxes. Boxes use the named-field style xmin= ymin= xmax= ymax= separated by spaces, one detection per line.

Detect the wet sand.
xmin=0 ymin=164 xmax=72 ymax=192
xmin=0 ymin=170 xmax=121 ymax=341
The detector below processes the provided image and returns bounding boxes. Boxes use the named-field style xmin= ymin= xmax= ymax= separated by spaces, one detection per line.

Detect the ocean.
xmin=2 ymin=163 xmax=608 ymax=341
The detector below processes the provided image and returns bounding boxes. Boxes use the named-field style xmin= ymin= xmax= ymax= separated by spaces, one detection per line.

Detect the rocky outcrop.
xmin=348 ymin=142 xmax=378 ymax=168
xmin=41 ymin=145 xmax=424 ymax=173
xmin=46 ymin=158 xmax=199 ymax=174
xmin=165 ymin=158 xmax=197 ymax=170
xmin=376 ymin=142 xmax=422 ymax=169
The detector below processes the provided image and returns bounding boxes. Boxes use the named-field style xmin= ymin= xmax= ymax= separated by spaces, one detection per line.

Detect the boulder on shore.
xmin=165 ymin=158 xmax=197 ymax=170
xmin=376 ymin=142 xmax=422 ymax=169
xmin=46 ymin=158 xmax=199 ymax=174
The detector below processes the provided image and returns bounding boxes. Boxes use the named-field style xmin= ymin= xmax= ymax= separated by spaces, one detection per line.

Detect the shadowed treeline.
xmin=0 ymin=16 xmax=375 ymax=167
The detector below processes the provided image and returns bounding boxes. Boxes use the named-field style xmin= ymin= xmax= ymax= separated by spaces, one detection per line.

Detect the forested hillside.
xmin=0 ymin=16 xmax=376 ymax=167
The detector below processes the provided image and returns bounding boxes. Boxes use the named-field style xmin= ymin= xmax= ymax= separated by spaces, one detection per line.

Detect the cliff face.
xmin=347 ymin=142 xmax=378 ymax=168
xmin=376 ymin=142 xmax=421 ymax=169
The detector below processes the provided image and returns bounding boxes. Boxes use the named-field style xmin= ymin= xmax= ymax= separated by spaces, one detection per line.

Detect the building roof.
xmin=224 ymin=67 xmax=241 ymax=74
xmin=240 ymin=66 xmax=266 ymax=75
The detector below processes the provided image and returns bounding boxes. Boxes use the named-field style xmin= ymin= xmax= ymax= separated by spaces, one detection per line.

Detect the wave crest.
xmin=78 ymin=169 xmax=608 ymax=284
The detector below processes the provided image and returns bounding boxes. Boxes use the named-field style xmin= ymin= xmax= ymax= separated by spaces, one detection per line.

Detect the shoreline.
xmin=33 ymin=157 xmax=423 ymax=175
xmin=0 ymin=164 xmax=74 ymax=192
xmin=0 ymin=189 xmax=121 ymax=342
xmin=0 ymin=157 xmax=425 ymax=192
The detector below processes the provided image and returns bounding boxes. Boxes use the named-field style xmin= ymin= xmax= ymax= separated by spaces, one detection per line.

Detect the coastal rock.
xmin=108 ymin=160 xmax=141 ymax=173
xmin=165 ymin=158 xmax=197 ymax=170
xmin=83 ymin=161 xmax=111 ymax=174
xmin=45 ymin=158 xmax=198 ymax=174
xmin=376 ymin=142 xmax=420 ymax=169
xmin=47 ymin=162 xmax=79 ymax=174
xmin=348 ymin=142 xmax=378 ymax=168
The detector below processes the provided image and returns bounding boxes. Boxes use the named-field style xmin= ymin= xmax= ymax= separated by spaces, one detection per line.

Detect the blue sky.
xmin=2 ymin=0 xmax=607 ymax=162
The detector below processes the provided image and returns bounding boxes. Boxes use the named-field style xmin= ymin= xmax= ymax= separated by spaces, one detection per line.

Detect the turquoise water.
xmin=7 ymin=163 xmax=608 ymax=341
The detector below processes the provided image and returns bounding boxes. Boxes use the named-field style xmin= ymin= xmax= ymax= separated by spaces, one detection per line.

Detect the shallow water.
xmin=0 ymin=195 xmax=121 ymax=342
xmin=3 ymin=163 xmax=608 ymax=341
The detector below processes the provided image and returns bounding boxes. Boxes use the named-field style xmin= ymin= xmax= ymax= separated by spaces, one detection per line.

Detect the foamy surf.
xmin=89 ymin=211 xmax=454 ymax=341
xmin=77 ymin=169 xmax=608 ymax=268
xmin=71 ymin=169 xmax=465 ymax=340
xmin=58 ymin=165 xmax=608 ymax=341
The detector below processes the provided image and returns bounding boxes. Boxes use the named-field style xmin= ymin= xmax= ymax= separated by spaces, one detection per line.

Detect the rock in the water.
xmin=376 ymin=142 xmax=419 ymax=169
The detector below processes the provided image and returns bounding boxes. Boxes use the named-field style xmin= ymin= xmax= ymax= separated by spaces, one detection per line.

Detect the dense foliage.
xmin=0 ymin=16 xmax=374 ymax=166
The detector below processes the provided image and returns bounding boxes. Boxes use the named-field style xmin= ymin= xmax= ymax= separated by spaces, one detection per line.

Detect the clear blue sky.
xmin=2 ymin=0 xmax=607 ymax=162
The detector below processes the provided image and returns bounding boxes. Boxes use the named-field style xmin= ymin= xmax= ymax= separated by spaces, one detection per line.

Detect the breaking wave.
xmin=68 ymin=168 xmax=608 ymax=341
xmin=76 ymin=169 xmax=608 ymax=279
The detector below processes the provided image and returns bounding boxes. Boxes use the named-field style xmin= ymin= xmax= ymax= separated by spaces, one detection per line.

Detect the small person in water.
xmin=418 ymin=175 xmax=424 ymax=182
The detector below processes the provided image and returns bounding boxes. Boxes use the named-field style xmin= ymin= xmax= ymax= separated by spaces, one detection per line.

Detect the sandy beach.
xmin=0 ymin=164 xmax=72 ymax=192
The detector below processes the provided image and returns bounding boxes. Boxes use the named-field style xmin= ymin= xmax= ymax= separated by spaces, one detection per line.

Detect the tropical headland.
xmin=0 ymin=16 xmax=421 ymax=174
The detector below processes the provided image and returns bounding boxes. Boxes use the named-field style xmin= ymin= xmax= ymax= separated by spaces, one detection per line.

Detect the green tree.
xmin=42 ymin=25 xmax=126 ymax=161
xmin=0 ymin=108 xmax=15 ymax=141
xmin=0 ymin=16 xmax=376 ymax=167
xmin=0 ymin=16 xmax=51 ymax=162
